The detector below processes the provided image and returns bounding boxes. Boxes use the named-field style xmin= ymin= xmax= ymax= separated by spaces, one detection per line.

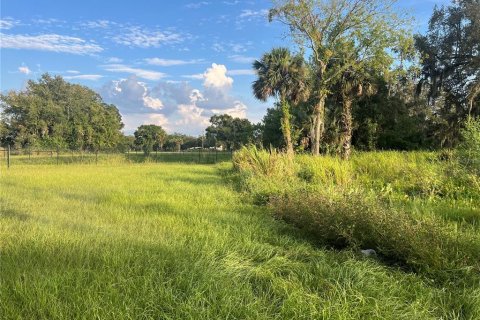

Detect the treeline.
xmin=1 ymin=1 xmax=477 ymax=156
xmin=254 ymin=0 xmax=479 ymax=158
xmin=0 ymin=74 xmax=124 ymax=151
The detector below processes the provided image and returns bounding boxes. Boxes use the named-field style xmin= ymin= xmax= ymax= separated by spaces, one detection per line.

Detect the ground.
xmin=0 ymin=163 xmax=470 ymax=319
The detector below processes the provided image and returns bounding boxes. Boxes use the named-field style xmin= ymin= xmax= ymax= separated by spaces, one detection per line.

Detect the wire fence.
xmin=0 ymin=147 xmax=233 ymax=168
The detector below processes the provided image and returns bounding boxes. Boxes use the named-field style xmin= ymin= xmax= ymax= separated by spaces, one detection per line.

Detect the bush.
xmin=231 ymin=146 xmax=480 ymax=283
xmin=270 ymin=190 xmax=480 ymax=279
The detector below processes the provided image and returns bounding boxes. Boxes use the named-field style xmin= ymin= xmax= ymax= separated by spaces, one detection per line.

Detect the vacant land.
xmin=0 ymin=160 xmax=478 ymax=319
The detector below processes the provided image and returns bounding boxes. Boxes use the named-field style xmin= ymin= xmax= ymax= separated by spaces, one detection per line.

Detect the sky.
xmin=0 ymin=0 xmax=451 ymax=135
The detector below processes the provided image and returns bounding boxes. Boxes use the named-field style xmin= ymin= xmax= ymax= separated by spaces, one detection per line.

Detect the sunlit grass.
xmin=1 ymin=162 xmax=475 ymax=319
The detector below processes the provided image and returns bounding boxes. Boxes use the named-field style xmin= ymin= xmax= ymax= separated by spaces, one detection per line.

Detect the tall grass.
xmin=2 ymin=162 xmax=478 ymax=319
xmin=232 ymin=147 xmax=480 ymax=316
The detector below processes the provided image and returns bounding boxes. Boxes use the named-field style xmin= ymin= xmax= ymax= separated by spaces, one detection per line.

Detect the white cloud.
xmin=98 ymin=63 xmax=249 ymax=135
xmin=0 ymin=33 xmax=103 ymax=54
xmin=143 ymin=96 xmax=164 ymax=110
xmin=228 ymin=69 xmax=255 ymax=76
xmin=229 ymin=55 xmax=256 ymax=64
xmin=182 ymin=73 xmax=204 ymax=80
xmin=101 ymin=64 xmax=166 ymax=81
xmin=66 ymin=70 xmax=80 ymax=74
xmin=81 ymin=20 xmax=114 ymax=29
xmin=203 ymin=63 xmax=233 ymax=89
xmin=112 ymin=26 xmax=183 ymax=48
xmin=0 ymin=18 xmax=20 ymax=30
xmin=106 ymin=57 xmax=123 ymax=63
xmin=212 ymin=101 xmax=247 ymax=118
xmin=64 ymin=74 xmax=103 ymax=81
xmin=185 ymin=1 xmax=210 ymax=9
xmin=122 ymin=113 xmax=170 ymax=132
xmin=18 ymin=66 xmax=31 ymax=75
xmin=176 ymin=104 xmax=209 ymax=128
xmin=239 ymin=9 xmax=268 ymax=19
xmin=145 ymin=57 xmax=203 ymax=66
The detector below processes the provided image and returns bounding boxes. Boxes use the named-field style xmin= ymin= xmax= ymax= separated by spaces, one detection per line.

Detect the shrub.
xmin=270 ymin=190 xmax=480 ymax=279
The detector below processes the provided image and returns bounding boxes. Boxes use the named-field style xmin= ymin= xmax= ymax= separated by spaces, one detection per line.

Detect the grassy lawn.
xmin=0 ymin=162 xmax=476 ymax=319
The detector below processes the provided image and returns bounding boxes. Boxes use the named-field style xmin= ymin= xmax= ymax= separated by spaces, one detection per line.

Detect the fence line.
xmin=0 ymin=148 xmax=233 ymax=168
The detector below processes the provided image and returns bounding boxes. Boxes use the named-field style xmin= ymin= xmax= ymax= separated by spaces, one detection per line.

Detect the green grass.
xmin=1 ymin=162 xmax=476 ymax=319
xmin=2 ymin=151 xmax=232 ymax=166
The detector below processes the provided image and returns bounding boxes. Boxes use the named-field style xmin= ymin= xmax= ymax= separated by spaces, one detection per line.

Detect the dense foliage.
xmin=231 ymin=146 xmax=480 ymax=317
xmin=205 ymin=114 xmax=255 ymax=150
xmin=0 ymin=74 xmax=124 ymax=151
xmin=255 ymin=0 xmax=479 ymax=155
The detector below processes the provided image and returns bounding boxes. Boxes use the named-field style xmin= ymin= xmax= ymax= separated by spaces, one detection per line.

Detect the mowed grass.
xmin=0 ymin=163 xmax=473 ymax=319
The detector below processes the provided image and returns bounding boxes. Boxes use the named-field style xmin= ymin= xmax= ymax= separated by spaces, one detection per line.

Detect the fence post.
xmin=7 ymin=145 xmax=10 ymax=169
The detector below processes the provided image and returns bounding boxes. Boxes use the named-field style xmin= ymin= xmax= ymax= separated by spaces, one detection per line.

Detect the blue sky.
xmin=1 ymin=0 xmax=450 ymax=135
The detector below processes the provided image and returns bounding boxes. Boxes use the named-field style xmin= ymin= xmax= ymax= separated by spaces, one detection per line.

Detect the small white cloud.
xmin=66 ymin=70 xmax=80 ymax=74
xmin=18 ymin=66 xmax=31 ymax=75
xmin=182 ymin=73 xmax=204 ymax=80
xmin=106 ymin=57 xmax=123 ymax=63
xmin=64 ymin=74 xmax=103 ymax=81
xmin=185 ymin=1 xmax=210 ymax=9
xmin=203 ymin=63 xmax=233 ymax=89
xmin=112 ymin=26 xmax=183 ymax=48
xmin=81 ymin=20 xmax=114 ymax=29
xmin=145 ymin=57 xmax=203 ymax=66
xmin=0 ymin=17 xmax=20 ymax=30
xmin=0 ymin=33 xmax=103 ymax=55
xmin=101 ymin=64 xmax=166 ymax=81
xmin=229 ymin=55 xmax=256 ymax=64
xmin=239 ymin=9 xmax=268 ymax=19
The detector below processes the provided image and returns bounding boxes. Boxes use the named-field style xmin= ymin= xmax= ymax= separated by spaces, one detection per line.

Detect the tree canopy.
xmin=0 ymin=74 xmax=124 ymax=151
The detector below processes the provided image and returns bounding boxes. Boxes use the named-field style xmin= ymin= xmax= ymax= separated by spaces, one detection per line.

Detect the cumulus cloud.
xmin=99 ymin=76 xmax=166 ymax=114
xmin=101 ymin=64 xmax=166 ymax=81
xmin=203 ymin=63 xmax=233 ymax=89
xmin=0 ymin=33 xmax=103 ymax=54
xmin=122 ymin=113 xmax=170 ymax=133
xmin=143 ymin=96 xmax=163 ymax=110
xmin=18 ymin=66 xmax=31 ymax=75
xmin=98 ymin=63 xmax=249 ymax=135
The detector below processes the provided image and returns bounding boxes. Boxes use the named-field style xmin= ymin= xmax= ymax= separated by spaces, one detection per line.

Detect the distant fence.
xmin=0 ymin=147 xmax=233 ymax=168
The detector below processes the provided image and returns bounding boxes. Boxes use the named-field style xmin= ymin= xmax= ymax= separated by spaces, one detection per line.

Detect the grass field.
xmin=0 ymin=160 xmax=478 ymax=319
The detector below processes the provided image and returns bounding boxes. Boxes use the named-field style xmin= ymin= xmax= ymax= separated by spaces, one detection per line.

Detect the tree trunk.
xmin=312 ymin=95 xmax=326 ymax=156
xmin=341 ymin=97 xmax=353 ymax=160
xmin=280 ymin=100 xmax=294 ymax=155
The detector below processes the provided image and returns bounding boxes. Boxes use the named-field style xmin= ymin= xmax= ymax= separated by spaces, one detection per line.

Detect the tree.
xmin=205 ymin=114 xmax=254 ymax=150
xmin=134 ymin=125 xmax=167 ymax=156
xmin=415 ymin=0 xmax=480 ymax=146
xmin=252 ymin=47 xmax=309 ymax=155
xmin=269 ymin=0 xmax=410 ymax=155
xmin=0 ymin=73 xmax=124 ymax=151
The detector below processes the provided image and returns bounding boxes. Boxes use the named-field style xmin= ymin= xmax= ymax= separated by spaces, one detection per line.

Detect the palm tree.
xmin=339 ymin=68 xmax=375 ymax=159
xmin=252 ymin=48 xmax=309 ymax=155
